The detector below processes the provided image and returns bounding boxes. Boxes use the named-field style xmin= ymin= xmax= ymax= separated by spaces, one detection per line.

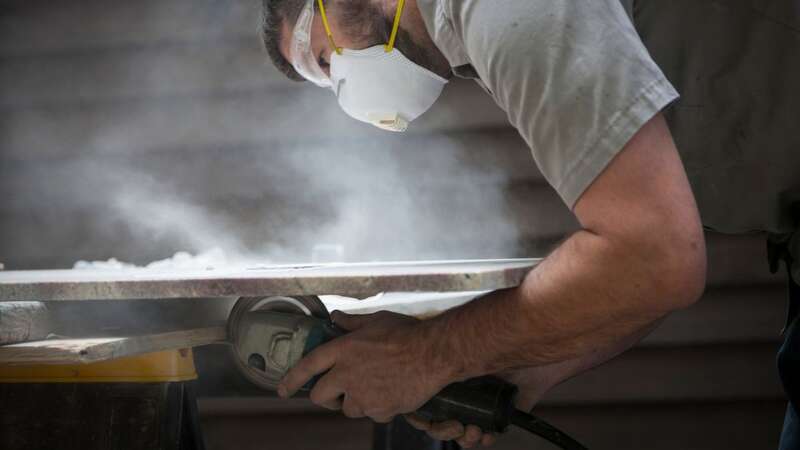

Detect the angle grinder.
xmin=227 ymin=296 xmax=587 ymax=450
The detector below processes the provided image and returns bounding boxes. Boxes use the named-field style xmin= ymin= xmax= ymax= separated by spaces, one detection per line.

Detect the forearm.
xmin=422 ymin=227 xmax=702 ymax=382
xmin=503 ymin=318 xmax=663 ymax=409
xmin=540 ymin=317 xmax=663 ymax=383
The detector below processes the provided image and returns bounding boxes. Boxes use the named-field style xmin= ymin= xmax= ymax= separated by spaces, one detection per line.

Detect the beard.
xmin=337 ymin=0 xmax=449 ymax=76
xmin=385 ymin=21 xmax=450 ymax=76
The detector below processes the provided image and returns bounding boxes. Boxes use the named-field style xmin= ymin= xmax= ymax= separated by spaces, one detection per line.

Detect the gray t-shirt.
xmin=417 ymin=0 xmax=800 ymax=237
xmin=416 ymin=0 xmax=679 ymax=208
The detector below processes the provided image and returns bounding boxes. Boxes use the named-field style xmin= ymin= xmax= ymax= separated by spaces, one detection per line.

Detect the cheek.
xmin=310 ymin=20 xmax=332 ymax=52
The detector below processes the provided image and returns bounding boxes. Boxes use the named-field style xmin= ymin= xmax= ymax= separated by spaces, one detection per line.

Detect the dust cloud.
xmin=1 ymin=0 xmax=523 ymax=271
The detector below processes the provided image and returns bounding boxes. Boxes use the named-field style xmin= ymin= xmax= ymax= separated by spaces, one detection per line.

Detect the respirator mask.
xmin=290 ymin=0 xmax=448 ymax=132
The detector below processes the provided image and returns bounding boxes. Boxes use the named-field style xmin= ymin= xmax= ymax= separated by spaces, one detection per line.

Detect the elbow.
xmin=650 ymin=226 xmax=707 ymax=312
xmin=611 ymin=213 xmax=707 ymax=314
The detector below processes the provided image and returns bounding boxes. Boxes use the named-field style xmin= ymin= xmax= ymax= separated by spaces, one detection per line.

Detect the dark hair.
xmin=261 ymin=0 xmax=306 ymax=82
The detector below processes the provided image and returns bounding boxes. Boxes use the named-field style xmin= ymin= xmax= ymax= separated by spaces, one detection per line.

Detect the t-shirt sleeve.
xmin=446 ymin=0 xmax=679 ymax=207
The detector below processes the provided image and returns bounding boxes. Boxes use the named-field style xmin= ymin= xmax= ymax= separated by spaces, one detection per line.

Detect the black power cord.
xmin=417 ymin=376 xmax=588 ymax=450
xmin=511 ymin=409 xmax=587 ymax=450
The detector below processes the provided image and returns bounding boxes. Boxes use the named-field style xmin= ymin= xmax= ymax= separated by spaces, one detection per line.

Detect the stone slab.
xmin=0 ymin=259 xmax=539 ymax=301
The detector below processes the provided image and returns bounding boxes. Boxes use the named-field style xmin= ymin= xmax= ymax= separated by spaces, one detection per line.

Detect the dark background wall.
xmin=0 ymin=1 xmax=790 ymax=449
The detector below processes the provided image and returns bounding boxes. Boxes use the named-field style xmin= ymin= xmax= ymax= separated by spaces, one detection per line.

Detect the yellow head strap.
xmin=316 ymin=0 xmax=342 ymax=54
xmin=385 ymin=0 xmax=406 ymax=52
xmin=315 ymin=0 xmax=407 ymax=55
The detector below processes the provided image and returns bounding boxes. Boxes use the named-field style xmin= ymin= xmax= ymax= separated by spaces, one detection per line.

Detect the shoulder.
xmin=415 ymin=0 xmax=470 ymax=68
xmin=434 ymin=0 xmax=681 ymax=208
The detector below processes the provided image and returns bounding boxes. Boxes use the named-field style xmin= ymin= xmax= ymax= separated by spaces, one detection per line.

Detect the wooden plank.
xmin=0 ymin=326 xmax=226 ymax=365
xmin=0 ymin=302 xmax=50 ymax=345
xmin=0 ymin=80 xmax=509 ymax=161
xmin=0 ymin=259 xmax=540 ymax=301
xmin=0 ymin=0 xmax=259 ymax=56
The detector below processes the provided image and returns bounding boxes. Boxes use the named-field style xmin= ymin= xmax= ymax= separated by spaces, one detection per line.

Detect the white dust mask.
xmin=329 ymin=46 xmax=448 ymax=132
xmin=290 ymin=0 xmax=449 ymax=132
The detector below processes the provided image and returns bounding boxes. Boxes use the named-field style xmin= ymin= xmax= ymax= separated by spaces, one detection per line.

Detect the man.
xmin=260 ymin=0 xmax=800 ymax=447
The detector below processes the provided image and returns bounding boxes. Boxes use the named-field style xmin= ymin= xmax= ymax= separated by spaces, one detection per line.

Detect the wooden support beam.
xmin=0 ymin=326 xmax=226 ymax=365
xmin=0 ymin=302 xmax=50 ymax=345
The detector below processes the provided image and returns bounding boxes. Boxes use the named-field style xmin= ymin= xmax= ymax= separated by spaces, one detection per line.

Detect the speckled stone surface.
xmin=0 ymin=259 xmax=540 ymax=301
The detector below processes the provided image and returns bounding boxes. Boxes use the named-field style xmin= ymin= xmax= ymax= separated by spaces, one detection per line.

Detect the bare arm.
xmin=421 ymin=113 xmax=706 ymax=383
xmin=403 ymin=114 xmax=705 ymax=446
xmin=502 ymin=319 xmax=662 ymax=410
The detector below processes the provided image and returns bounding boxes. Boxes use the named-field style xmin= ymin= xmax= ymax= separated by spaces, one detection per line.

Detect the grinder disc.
xmin=228 ymin=295 xmax=329 ymax=390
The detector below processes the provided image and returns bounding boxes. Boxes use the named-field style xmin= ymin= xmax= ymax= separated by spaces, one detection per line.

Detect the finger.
xmin=341 ymin=396 xmax=364 ymax=419
xmin=370 ymin=414 xmax=395 ymax=424
xmin=278 ymin=342 xmax=339 ymax=397
xmin=427 ymin=420 xmax=464 ymax=441
xmin=330 ymin=310 xmax=376 ymax=331
xmin=456 ymin=425 xmax=482 ymax=448
xmin=308 ymin=372 xmax=345 ymax=410
xmin=481 ymin=433 xmax=497 ymax=447
xmin=403 ymin=414 xmax=431 ymax=432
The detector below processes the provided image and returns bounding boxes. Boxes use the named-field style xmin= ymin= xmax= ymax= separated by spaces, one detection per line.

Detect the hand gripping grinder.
xmin=227 ymin=296 xmax=587 ymax=450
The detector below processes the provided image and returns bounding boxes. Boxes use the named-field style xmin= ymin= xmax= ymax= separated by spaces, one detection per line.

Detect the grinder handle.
xmin=417 ymin=377 xmax=588 ymax=450
xmin=296 ymin=319 xmax=586 ymax=449
xmin=415 ymin=375 xmax=518 ymax=433
xmin=299 ymin=318 xmax=517 ymax=432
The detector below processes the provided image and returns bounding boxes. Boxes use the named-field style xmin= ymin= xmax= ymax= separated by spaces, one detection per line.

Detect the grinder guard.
xmin=227 ymin=295 xmax=331 ymax=390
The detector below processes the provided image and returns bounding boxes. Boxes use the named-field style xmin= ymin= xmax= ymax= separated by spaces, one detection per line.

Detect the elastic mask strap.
xmin=316 ymin=0 xmax=342 ymax=54
xmin=385 ymin=0 xmax=406 ymax=52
